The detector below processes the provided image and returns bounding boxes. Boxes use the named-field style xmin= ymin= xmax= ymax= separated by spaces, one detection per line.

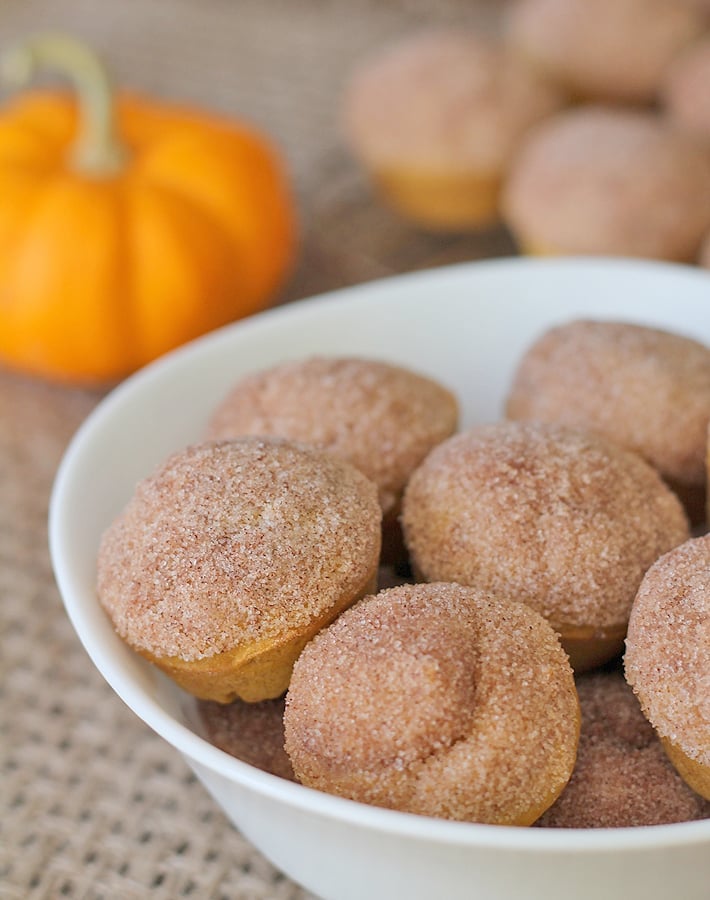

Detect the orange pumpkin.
xmin=0 ymin=35 xmax=296 ymax=383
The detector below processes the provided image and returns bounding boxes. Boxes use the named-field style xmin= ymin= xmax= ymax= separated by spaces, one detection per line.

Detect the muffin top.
xmin=344 ymin=29 xmax=563 ymax=172
xmin=625 ymin=534 xmax=710 ymax=767
xmin=285 ymin=582 xmax=578 ymax=824
xmin=97 ymin=438 xmax=381 ymax=661
xmin=506 ymin=319 xmax=710 ymax=486
xmin=206 ymin=357 xmax=458 ymax=515
xmin=402 ymin=421 xmax=689 ymax=629
xmin=506 ymin=0 xmax=704 ymax=103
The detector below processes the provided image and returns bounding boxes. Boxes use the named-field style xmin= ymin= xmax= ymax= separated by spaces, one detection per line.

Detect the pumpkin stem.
xmin=1 ymin=33 xmax=127 ymax=175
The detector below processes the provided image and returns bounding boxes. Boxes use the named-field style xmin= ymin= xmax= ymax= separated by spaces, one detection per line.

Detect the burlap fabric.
xmin=0 ymin=2 xmax=509 ymax=897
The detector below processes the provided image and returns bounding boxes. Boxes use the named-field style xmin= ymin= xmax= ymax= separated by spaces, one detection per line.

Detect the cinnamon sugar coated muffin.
xmin=538 ymin=671 xmax=710 ymax=828
xmin=97 ymin=438 xmax=381 ymax=703
xmin=206 ymin=357 xmax=458 ymax=561
xmin=625 ymin=535 xmax=710 ymax=800
xmin=284 ymin=582 xmax=579 ymax=825
xmin=198 ymin=696 xmax=296 ymax=781
xmin=502 ymin=106 xmax=710 ymax=261
xmin=401 ymin=422 xmax=689 ymax=671
xmin=662 ymin=37 xmax=710 ymax=144
xmin=506 ymin=320 xmax=710 ymax=521
xmin=506 ymin=0 xmax=704 ymax=104
xmin=343 ymin=30 xmax=564 ymax=229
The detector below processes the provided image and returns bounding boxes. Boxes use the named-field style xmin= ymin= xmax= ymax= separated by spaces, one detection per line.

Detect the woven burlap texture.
xmin=0 ymin=1 xmax=507 ymax=898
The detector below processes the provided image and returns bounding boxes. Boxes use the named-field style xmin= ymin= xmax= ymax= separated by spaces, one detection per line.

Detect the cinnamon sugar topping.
xmin=538 ymin=671 xmax=710 ymax=827
xmin=506 ymin=319 xmax=710 ymax=487
xmin=402 ymin=422 xmax=689 ymax=629
xmin=198 ymin=696 xmax=296 ymax=782
xmin=97 ymin=438 xmax=381 ymax=661
xmin=205 ymin=357 xmax=458 ymax=515
xmin=284 ymin=582 xmax=579 ymax=824
xmin=625 ymin=534 xmax=710 ymax=767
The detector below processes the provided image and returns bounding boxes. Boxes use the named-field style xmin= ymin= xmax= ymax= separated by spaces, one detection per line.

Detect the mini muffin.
xmin=505 ymin=0 xmax=704 ymax=104
xmin=402 ymin=422 xmax=689 ymax=671
xmin=506 ymin=319 xmax=710 ymax=522
xmin=206 ymin=357 xmax=458 ymax=563
xmin=662 ymin=37 xmax=710 ymax=144
xmin=343 ymin=29 xmax=564 ymax=230
xmin=198 ymin=696 xmax=296 ymax=781
xmin=538 ymin=671 xmax=710 ymax=828
xmin=284 ymin=582 xmax=579 ymax=825
xmin=625 ymin=534 xmax=710 ymax=800
xmin=502 ymin=106 xmax=710 ymax=261
xmin=97 ymin=438 xmax=381 ymax=703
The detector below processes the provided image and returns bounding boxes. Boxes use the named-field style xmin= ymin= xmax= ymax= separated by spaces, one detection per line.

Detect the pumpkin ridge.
xmin=0 ymin=174 xmax=47 ymax=264
xmin=131 ymin=168 xmax=241 ymax=245
xmin=0 ymin=123 xmax=62 ymax=172
xmin=131 ymin=133 xmax=294 ymax=312
xmin=0 ymin=91 xmax=76 ymax=145
xmin=129 ymin=171 xmax=254 ymax=299
xmin=111 ymin=176 xmax=140 ymax=371
xmin=125 ymin=178 xmax=247 ymax=364
xmin=0 ymin=175 xmax=132 ymax=379
xmin=0 ymin=176 xmax=55 ymax=300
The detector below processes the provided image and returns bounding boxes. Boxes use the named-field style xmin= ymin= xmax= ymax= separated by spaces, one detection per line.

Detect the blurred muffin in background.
xmin=505 ymin=0 xmax=704 ymax=105
xmin=661 ymin=37 xmax=710 ymax=144
xmin=502 ymin=106 xmax=710 ymax=261
xmin=343 ymin=29 xmax=565 ymax=231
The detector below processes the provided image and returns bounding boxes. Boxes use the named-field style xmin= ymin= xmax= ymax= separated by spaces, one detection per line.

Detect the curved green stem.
xmin=1 ymin=32 xmax=127 ymax=175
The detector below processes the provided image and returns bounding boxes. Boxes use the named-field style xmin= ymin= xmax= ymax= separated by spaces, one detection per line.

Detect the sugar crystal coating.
xmin=284 ymin=582 xmax=579 ymax=824
xmin=538 ymin=671 xmax=710 ymax=828
xmin=402 ymin=421 xmax=689 ymax=630
xmin=206 ymin=357 xmax=458 ymax=516
xmin=97 ymin=438 xmax=381 ymax=661
xmin=198 ymin=696 xmax=296 ymax=782
xmin=506 ymin=319 xmax=710 ymax=487
xmin=625 ymin=534 xmax=710 ymax=767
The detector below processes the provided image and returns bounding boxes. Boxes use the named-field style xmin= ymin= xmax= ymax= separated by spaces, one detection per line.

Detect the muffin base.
xmin=557 ymin=622 xmax=627 ymax=672
xmin=139 ymin=566 xmax=379 ymax=703
xmin=515 ymin=236 xmax=698 ymax=265
xmin=371 ymin=166 xmax=501 ymax=231
xmin=662 ymin=737 xmax=710 ymax=801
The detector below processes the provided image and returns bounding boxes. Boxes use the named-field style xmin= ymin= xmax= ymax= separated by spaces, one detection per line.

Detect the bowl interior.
xmin=49 ymin=256 xmax=710 ymax=853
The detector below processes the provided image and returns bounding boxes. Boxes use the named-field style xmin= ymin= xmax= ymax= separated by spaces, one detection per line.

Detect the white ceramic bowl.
xmin=50 ymin=258 xmax=710 ymax=900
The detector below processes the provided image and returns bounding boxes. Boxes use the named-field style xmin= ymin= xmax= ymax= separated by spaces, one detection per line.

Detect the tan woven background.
xmin=0 ymin=2 xmax=509 ymax=898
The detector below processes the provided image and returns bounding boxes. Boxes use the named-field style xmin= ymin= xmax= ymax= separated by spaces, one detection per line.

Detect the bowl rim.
xmin=49 ymin=255 xmax=710 ymax=854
